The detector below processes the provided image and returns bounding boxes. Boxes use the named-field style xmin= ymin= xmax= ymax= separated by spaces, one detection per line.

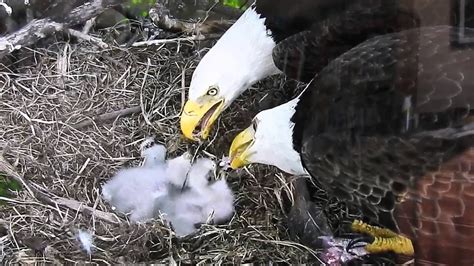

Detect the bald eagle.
xmin=180 ymin=0 xmax=456 ymax=141
xmin=228 ymin=26 xmax=474 ymax=264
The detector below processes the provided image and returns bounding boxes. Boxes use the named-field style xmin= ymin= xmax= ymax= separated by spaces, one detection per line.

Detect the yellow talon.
xmin=365 ymin=235 xmax=414 ymax=255
xmin=351 ymin=220 xmax=414 ymax=256
xmin=352 ymin=220 xmax=398 ymax=238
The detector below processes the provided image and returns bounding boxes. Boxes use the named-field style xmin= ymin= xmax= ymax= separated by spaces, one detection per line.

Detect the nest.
xmin=0 ymin=27 xmax=329 ymax=263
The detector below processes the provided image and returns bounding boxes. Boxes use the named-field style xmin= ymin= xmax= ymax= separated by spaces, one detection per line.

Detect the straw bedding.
xmin=0 ymin=27 xmax=330 ymax=263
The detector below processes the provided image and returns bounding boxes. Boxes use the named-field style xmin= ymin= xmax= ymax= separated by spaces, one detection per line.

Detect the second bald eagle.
xmin=229 ymin=26 xmax=474 ymax=264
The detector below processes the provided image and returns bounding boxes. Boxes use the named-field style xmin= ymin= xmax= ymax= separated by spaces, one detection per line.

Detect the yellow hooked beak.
xmin=229 ymin=125 xmax=256 ymax=169
xmin=180 ymin=97 xmax=225 ymax=141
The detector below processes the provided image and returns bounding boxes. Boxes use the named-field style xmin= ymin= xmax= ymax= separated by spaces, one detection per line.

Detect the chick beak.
xmin=180 ymin=98 xmax=224 ymax=141
xmin=229 ymin=126 xmax=255 ymax=169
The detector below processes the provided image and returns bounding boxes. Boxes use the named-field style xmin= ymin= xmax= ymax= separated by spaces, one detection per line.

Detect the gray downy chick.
xmin=165 ymin=152 xmax=192 ymax=188
xmin=102 ymin=144 xmax=170 ymax=222
xmin=102 ymin=166 xmax=169 ymax=222
xmin=141 ymin=144 xmax=167 ymax=167
xmin=159 ymin=158 xmax=234 ymax=236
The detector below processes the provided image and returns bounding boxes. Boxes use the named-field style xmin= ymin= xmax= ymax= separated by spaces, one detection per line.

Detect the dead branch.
xmin=54 ymin=197 xmax=120 ymax=224
xmin=82 ymin=17 xmax=97 ymax=34
xmin=0 ymin=19 xmax=64 ymax=57
xmin=67 ymin=28 xmax=109 ymax=48
xmin=0 ymin=0 xmax=123 ymax=59
xmin=130 ymin=35 xmax=208 ymax=47
xmin=149 ymin=2 xmax=234 ymax=36
xmin=72 ymin=106 xmax=141 ymax=129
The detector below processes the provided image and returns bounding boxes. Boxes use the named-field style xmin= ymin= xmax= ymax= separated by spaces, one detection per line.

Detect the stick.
xmin=54 ymin=197 xmax=120 ymax=224
xmin=72 ymin=106 xmax=141 ymax=129
xmin=82 ymin=18 xmax=96 ymax=34
xmin=130 ymin=34 xmax=222 ymax=47
xmin=67 ymin=28 xmax=109 ymax=49
xmin=139 ymin=59 xmax=153 ymax=127
xmin=131 ymin=36 xmax=204 ymax=47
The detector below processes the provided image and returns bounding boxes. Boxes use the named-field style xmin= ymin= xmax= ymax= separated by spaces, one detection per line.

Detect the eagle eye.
xmin=207 ymin=86 xmax=219 ymax=96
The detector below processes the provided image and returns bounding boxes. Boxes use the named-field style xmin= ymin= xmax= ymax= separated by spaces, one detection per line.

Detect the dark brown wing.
xmin=272 ymin=0 xmax=420 ymax=82
xmin=272 ymin=0 xmax=472 ymax=83
xmin=255 ymin=0 xmax=350 ymax=43
xmin=294 ymin=26 xmax=474 ymax=264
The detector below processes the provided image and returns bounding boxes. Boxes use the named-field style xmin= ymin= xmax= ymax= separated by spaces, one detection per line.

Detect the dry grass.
xmin=0 ymin=32 xmax=324 ymax=264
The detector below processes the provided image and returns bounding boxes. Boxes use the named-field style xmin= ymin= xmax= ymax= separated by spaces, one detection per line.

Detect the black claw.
xmin=346 ymin=235 xmax=375 ymax=252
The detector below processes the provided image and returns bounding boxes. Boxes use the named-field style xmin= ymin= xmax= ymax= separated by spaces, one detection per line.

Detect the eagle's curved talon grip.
xmin=365 ymin=235 xmax=414 ymax=255
xmin=351 ymin=220 xmax=397 ymax=238
xmin=346 ymin=235 xmax=373 ymax=251
xmin=351 ymin=220 xmax=414 ymax=256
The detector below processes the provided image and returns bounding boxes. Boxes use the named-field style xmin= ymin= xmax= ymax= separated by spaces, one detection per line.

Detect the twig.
xmin=66 ymin=28 xmax=109 ymax=49
xmin=180 ymin=67 xmax=186 ymax=112
xmin=130 ymin=35 xmax=211 ymax=47
xmin=72 ymin=106 xmax=141 ymax=129
xmin=82 ymin=17 xmax=96 ymax=34
xmin=54 ymin=197 xmax=120 ymax=224
xmin=140 ymin=59 xmax=153 ymax=127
